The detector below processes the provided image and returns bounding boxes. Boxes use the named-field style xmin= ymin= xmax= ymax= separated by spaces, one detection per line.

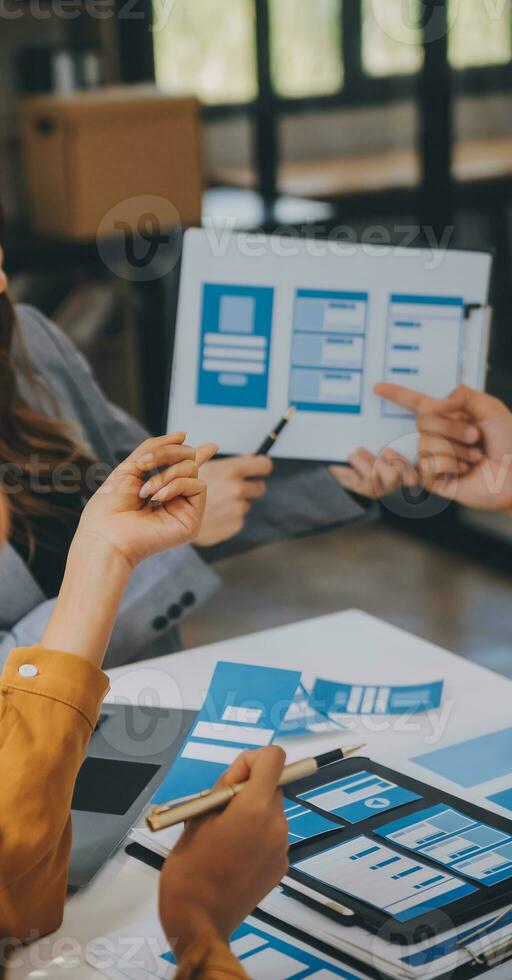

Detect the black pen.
xmin=256 ymin=406 xmax=296 ymax=456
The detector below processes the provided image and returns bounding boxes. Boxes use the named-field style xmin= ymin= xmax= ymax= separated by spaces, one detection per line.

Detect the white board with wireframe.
xmin=167 ymin=229 xmax=492 ymax=462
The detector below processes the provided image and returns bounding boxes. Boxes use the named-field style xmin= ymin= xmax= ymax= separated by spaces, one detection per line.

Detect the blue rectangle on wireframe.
xmin=197 ymin=283 xmax=274 ymax=409
xmin=219 ymin=295 xmax=255 ymax=333
xmin=488 ymin=787 xmax=512 ymax=812
xmin=390 ymin=294 xmax=464 ymax=307
xmin=152 ymin=661 xmax=301 ymax=804
xmin=413 ymin=728 xmax=512 ymax=788
xmin=287 ymin=808 xmax=340 ymax=846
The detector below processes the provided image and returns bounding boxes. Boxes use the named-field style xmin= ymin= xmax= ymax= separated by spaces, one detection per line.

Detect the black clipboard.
xmin=283 ymin=756 xmax=512 ymax=948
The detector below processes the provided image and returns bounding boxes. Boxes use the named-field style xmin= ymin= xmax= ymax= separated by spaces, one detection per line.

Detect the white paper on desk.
xmin=168 ymin=230 xmax=492 ymax=462
xmin=129 ymin=820 xmax=183 ymax=860
xmin=88 ymin=912 xmax=371 ymax=979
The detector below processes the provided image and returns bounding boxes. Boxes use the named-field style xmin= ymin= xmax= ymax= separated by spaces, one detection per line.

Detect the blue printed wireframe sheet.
xmin=312 ymin=678 xmax=444 ymax=717
xmin=279 ymin=684 xmax=346 ymax=737
xmin=151 ymin=662 xmax=302 ymax=805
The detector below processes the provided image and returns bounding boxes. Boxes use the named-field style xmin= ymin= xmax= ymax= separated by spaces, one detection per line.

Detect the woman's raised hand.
xmin=78 ymin=434 xmax=218 ymax=568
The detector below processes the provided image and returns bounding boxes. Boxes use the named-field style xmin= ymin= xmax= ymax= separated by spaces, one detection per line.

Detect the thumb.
xmin=239 ymin=746 xmax=286 ymax=804
xmin=196 ymin=442 xmax=219 ymax=467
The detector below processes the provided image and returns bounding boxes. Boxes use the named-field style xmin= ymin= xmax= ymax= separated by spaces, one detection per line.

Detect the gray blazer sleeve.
xmin=204 ymin=461 xmax=377 ymax=562
xmin=0 ymin=546 xmax=219 ymax=671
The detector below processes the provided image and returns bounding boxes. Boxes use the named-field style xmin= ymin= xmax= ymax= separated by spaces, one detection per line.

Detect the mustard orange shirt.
xmin=0 ymin=646 xmax=247 ymax=978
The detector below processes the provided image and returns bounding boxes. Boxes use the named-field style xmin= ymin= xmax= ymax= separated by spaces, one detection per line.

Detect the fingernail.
xmin=151 ymin=486 xmax=168 ymax=502
xmin=138 ymin=453 xmax=154 ymax=466
xmin=466 ymin=427 xmax=479 ymax=442
xmin=139 ymin=482 xmax=154 ymax=499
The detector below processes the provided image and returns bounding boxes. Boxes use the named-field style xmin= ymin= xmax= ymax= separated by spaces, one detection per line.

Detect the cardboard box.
xmin=21 ymin=86 xmax=204 ymax=240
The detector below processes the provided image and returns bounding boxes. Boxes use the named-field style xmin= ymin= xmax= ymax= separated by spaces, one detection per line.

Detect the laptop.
xmin=69 ymin=702 xmax=196 ymax=889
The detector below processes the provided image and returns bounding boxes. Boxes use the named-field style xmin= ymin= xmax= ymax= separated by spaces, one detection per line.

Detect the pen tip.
xmin=342 ymin=744 xmax=366 ymax=758
xmin=284 ymin=406 xmax=296 ymax=421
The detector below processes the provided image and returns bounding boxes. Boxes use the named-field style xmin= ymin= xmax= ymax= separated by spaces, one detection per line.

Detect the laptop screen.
xmin=72 ymin=757 xmax=160 ymax=815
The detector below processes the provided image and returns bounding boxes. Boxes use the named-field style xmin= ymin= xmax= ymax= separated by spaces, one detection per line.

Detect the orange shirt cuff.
xmin=1 ymin=646 xmax=110 ymax=729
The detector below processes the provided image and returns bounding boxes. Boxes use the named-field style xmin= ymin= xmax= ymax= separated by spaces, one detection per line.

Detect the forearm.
xmin=42 ymin=532 xmax=131 ymax=666
xmin=174 ymin=936 xmax=249 ymax=980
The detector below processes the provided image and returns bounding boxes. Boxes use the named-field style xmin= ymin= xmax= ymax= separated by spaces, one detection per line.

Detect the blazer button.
xmin=181 ymin=591 xmax=196 ymax=608
xmin=168 ymin=603 xmax=182 ymax=620
xmin=152 ymin=616 xmax=168 ymax=631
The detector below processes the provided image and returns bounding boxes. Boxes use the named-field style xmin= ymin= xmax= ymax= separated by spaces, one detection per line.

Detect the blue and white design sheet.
xmin=296 ymin=770 xmax=421 ymax=824
xmin=294 ymin=835 xmax=477 ymax=924
xmin=376 ymin=804 xmax=512 ymax=887
xmin=152 ymin=662 xmax=301 ymax=805
xmin=413 ymin=726 xmax=512 ymax=788
xmin=288 ymin=290 xmax=369 ymax=414
xmin=279 ymin=684 xmax=346 ymax=737
xmin=488 ymin=787 xmax=512 ymax=813
xmin=312 ymin=678 xmax=443 ymax=716
xmin=197 ymin=283 xmax=274 ymax=409
xmin=382 ymin=294 xmax=464 ymax=417
xmin=163 ymin=918 xmax=366 ymax=978
xmin=284 ymin=797 xmax=341 ymax=846
xmin=90 ymin=914 xmax=368 ymax=979
xmin=401 ymin=906 xmax=512 ymax=971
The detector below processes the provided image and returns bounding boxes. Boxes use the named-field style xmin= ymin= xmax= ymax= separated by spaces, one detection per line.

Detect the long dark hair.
xmin=0 ymin=208 xmax=95 ymax=556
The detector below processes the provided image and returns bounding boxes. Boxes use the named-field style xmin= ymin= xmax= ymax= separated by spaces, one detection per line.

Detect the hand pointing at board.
xmin=374 ymin=383 xmax=512 ymax=511
xmin=336 ymin=382 xmax=512 ymax=512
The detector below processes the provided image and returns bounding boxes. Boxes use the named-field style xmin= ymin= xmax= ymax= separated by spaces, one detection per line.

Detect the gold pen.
xmin=147 ymin=744 xmax=365 ymax=832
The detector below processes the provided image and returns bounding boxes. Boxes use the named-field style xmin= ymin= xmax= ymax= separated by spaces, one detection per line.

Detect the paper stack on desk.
xmin=259 ymin=886 xmax=512 ymax=979
xmin=88 ymin=911 xmax=371 ymax=979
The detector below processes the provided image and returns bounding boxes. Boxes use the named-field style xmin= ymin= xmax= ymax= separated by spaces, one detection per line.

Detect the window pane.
xmin=448 ymin=0 xmax=512 ymax=69
xmin=153 ymin=0 xmax=257 ymax=105
xmin=362 ymin=0 xmax=423 ymax=77
xmin=270 ymin=0 xmax=343 ymax=98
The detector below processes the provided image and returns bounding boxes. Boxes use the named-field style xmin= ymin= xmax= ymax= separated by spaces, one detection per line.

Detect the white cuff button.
xmin=19 ymin=664 xmax=39 ymax=678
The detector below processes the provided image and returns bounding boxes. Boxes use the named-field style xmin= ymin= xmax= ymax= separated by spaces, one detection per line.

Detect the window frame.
xmin=148 ymin=0 xmax=511 ymax=119
xmin=125 ymin=0 xmax=512 ymax=120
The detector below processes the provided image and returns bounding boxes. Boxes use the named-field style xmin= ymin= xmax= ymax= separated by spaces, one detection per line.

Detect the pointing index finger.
xmin=374 ymin=383 xmax=437 ymax=416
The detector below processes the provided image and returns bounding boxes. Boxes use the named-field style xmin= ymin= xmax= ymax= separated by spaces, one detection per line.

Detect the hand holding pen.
xmin=159 ymin=747 xmax=291 ymax=953
xmin=148 ymin=744 xmax=364 ymax=831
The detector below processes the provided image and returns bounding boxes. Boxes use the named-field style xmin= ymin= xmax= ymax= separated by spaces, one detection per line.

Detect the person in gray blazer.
xmin=0 ymin=279 xmax=376 ymax=669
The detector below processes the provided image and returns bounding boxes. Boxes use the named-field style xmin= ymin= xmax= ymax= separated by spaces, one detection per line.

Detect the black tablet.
xmin=284 ymin=756 xmax=512 ymax=945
